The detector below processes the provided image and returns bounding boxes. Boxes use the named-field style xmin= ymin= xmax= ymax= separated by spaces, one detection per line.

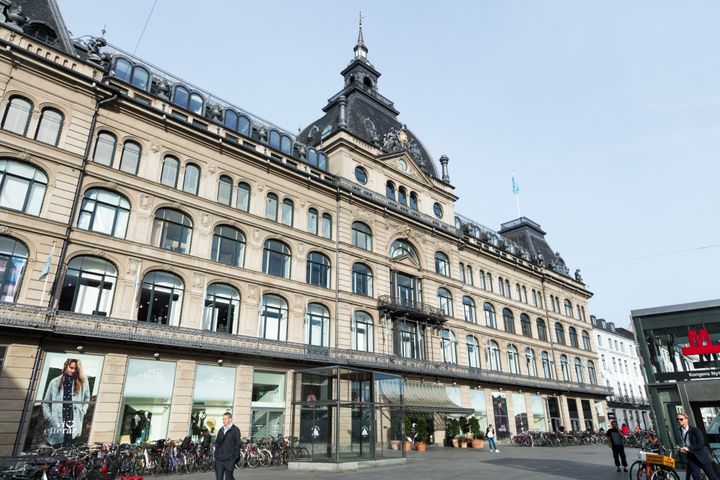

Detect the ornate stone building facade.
xmin=0 ymin=0 xmax=610 ymax=455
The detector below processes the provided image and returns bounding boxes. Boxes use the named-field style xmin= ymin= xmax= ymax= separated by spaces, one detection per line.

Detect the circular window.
xmin=433 ymin=202 xmax=443 ymax=219
xmin=354 ymin=166 xmax=368 ymax=185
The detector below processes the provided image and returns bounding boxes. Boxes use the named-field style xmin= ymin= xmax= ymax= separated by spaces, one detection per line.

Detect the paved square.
xmin=162 ymin=445 xmax=690 ymax=480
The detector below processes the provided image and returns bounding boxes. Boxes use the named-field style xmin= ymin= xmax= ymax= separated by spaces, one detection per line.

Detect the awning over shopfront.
xmin=380 ymin=381 xmax=474 ymax=415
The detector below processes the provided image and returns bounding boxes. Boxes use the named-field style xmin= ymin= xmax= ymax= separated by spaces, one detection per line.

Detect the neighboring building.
xmin=632 ymin=300 xmax=720 ymax=459
xmin=0 ymin=0 xmax=610 ymax=455
xmin=592 ymin=315 xmax=652 ymax=430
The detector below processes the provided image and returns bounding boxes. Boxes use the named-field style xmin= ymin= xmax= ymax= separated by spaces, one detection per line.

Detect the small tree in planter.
xmin=468 ymin=416 xmax=485 ymax=448
xmin=415 ymin=416 xmax=429 ymax=452
xmin=389 ymin=413 xmax=403 ymax=450
xmin=404 ymin=416 xmax=415 ymax=451
xmin=458 ymin=417 xmax=469 ymax=448
xmin=447 ymin=419 xmax=460 ymax=447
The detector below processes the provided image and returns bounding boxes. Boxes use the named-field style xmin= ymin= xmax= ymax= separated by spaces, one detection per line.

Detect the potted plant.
xmin=404 ymin=416 xmax=414 ymax=451
xmin=415 ymin=417 xmax=429 ymax=452
xmin=468 ymin=417 xmax=485 ymax=448
xmin=458 ymin=417 xmax=469 ymax=448
xmin=447 ymin=419 xmax=460 ymax=447
xmin=389 ymin=414 xmax=402 ymax=450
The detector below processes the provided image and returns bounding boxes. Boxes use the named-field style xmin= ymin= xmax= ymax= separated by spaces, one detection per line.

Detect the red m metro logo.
xmin=681 ymin=329 xmax=720 ymax=356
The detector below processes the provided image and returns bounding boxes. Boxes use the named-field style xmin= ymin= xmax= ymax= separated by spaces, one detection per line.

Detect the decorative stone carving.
xmin=574 ymin=269 xmax=583 ymax=283
xmin=0 ymin=226 xmax=12 ymax=234
xmin=535 ymin=250 xmax=545 ymax=266
xmin=381 ymin=124 xmax=425 ymax=166
xmin=192 ymin=272 xmax=204 ymax=289
xmin=297 ymin=243 xmax=305 ymax=256
xmin=140 ymin=194 xmax=151 ymax=210
xmin=208 ymin=165 xmax=216 ymax=174
xmin=363 ymin=117 xmax=380 ymax=146
xmin=172 ymin=201 xmax=182 ymax=209
xmin=206 ymin=103 xmax=223 ymax=122
xmin=253 ymin=229 xmax=261 ymax=241
xmin=19 ymin=151 xmax=31 ymax=160
xmin=92 ymin=248 xmax=104 ymax=257
xmin=5 ymin=4 xmax=28 ymax=28
xmin=151 ymin=75 xmax=173 ymax=101
xmin=201 ymin=213 xmax=210 ymax=227
xmin=106 ymin=181 xmax=117 ymax=190
xmin=257 ymin=184 xmax=265 ymax=192
xmin=150 ymin=144 xmax=161 ymax=153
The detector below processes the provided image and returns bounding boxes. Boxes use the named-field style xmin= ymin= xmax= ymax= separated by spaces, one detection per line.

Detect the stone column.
xmin=90 ymin=353 xmax=128 ymax=444
xmin=167 ymin=360 xmax=196 ymax=440
xmin=233 ymin=365 xmax=253 ymax=435
xmin=0 ymin=342 xmax=39 ymax=455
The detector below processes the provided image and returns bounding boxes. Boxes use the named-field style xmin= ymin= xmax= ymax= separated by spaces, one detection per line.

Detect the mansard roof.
xmin=3 ymin=0 xmax=76 ymax=57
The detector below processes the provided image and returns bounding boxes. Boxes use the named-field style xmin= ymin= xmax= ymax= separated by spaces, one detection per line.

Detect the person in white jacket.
xmin=42 ymin=359 xmax=89 ymax=446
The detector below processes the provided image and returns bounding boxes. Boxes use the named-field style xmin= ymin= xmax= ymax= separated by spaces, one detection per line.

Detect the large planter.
xmin=471 ymin=439 xmax=485 ymax=448
xmin=405 ymin=440 xmax=412 ymax=451
xmin=416 ymin=441 xmax=427 ymax=452
xmin=460 ymin=438 xmax=468 ymax=448
xmin=390 ymin=440 xmax=401 ymax=450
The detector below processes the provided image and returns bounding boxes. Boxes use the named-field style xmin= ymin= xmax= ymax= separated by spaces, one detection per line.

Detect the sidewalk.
xmin=159 ymin=445 xmax=690 ymax=480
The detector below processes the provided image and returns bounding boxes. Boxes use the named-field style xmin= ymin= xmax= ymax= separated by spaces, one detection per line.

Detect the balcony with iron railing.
xmin=607 ymin=394 xmax=650 ymax=407
xmin=0 ymin=302 xmax=612 ymax=396
xmin=377 ymin=295 xmax=447 ymax=326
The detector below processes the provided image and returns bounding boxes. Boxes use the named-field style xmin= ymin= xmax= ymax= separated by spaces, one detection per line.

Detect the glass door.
xmin=394 ymin=272 xmax=418 ymax=307
xmin=691 ymin=402 xmax=720 ymax=460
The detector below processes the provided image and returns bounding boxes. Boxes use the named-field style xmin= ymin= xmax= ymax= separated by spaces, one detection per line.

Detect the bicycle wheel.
xmin=628 ymin=461 xmax=644 ymax=480
xmin=258 ymin=449 xmax=272 ymax=467
xmin=245 ymin=451 xmax=260 ymax=469
xmin=235 ymin=451 xmax=246 ymax=469
xmin=650 ymin=468 xmax=679 ymax=480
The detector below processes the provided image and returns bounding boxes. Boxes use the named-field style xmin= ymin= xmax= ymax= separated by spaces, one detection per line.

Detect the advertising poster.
xmin=24 ymin=353 xmax=104 ymax=450
xmin=492 ymin=392 xmax=509 ymax=439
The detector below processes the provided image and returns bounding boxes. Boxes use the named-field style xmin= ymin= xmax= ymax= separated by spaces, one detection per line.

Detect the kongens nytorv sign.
xmin=654 ymin=329 xmax=720 ymax=382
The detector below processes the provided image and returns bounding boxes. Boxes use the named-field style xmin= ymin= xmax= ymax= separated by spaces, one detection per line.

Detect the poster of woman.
xmin=24 ymin=352 xmax=104 ymax=451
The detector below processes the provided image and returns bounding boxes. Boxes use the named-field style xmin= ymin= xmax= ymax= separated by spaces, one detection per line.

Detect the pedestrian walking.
xmin=606 ymin=420 xmax=628 ymax=473
xmin=677 ymin=412 xmax=720 ymax=480
xmin=214 ymin=412 xmax=241 ymax=480
xmin=621 ymin=423 xmax=630 ymax=436
xmin=486 ymin=424 xmax=499 ymax=452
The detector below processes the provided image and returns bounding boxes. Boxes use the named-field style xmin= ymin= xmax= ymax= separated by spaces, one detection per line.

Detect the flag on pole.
xmin=512 ymin=173 xmax=520 ymax=195
xmin=38 ymin=245 xmax=54 ymax=280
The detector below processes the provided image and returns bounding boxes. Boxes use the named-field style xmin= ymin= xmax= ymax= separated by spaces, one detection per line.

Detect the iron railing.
xmin=377 ymin=295 xmax=446 ymax=325
xmin=0 ymin=303 xmax=612 ymax=396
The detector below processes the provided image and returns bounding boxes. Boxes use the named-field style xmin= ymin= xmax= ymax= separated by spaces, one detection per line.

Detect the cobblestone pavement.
xmin=159 ymin=445 xmax=689 ymax=480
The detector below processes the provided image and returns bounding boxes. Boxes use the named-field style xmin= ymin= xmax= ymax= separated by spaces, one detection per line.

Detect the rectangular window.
xmin=513 ymin=393 xmax=528 ymax=433
xmin=470 ymin=390 xmax=488 ymax=430
xmin=531 ymin=395 xmax=546 ymax=431
xmin=191 ymin=365 xmax=236 ymax=440
xmin=251 ymin=371 xmax=286 ymax=439
xmin=567 ymin=397 xmax=580 ymax=431
xmin=24 ymin=352 xmax=104 ymax=451
xmin=117 ymin=359 xmax=176 ymax=444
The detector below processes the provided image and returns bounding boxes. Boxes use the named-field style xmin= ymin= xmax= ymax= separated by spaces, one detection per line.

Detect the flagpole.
xmin=512 ymin=171 xmax=522 ymax=218
xmin=130 ymin=261 xmax=142 ymax=318
xmin=38 ymin=241 xmax=56 ymax=307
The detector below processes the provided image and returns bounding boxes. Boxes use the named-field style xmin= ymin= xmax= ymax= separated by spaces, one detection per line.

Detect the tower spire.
xmin=354 ymin=11 xmax=368 ymax=60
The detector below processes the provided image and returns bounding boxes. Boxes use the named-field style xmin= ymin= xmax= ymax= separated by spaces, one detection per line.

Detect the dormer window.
xmin=433 ymin=202 xmax=444 ymax=219
xmin=173 ymin=86 xmax=204 ymax=115
xmin=269 ymin=130 xmax=293 ymax=155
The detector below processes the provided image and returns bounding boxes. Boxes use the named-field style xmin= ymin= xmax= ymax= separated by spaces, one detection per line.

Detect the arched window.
xmin=93 ymin=131 xmax=117 ymax=166
xmin=307 ymin=208 xmax=318 ymax=234
xmin=437 ymin=288 xmax=453 ymax=316
xmin=306 ymin=252 xmax=330 ymax=288
xmin=587 ymin=360 xmax=597 ymax=385
xmin=389 ymin=239 xmax=419 ymax=264
xmin=352 ymin=311 xmax=373 ymax=352
xmin=541 ymin=351 xmax=552 ymax=379
xmin=211 ymin=225 xmax=245 ymax=267
xmin=537 ymin=318 xmax=547 ymax=341
xmin=434 ymin=252 xmax=450 ymax=276
xmin=351 ymin=263 xmax=373 ymax=297
xmin=281 ymin=198 xmax=294 ymax=226
xmin=502 ymin=308 xmax=515 ymax=333
xmin=484 ymin=302 xmax=497 ymax=328
xmin=507 ymin=344 xmax=520 ymax=374
xmin=202 ymin=283 xmax=240 ymax=334
xmin=409 ymin=192 xmax=418 ymax=210
xmin=119 ymin=140 xmax=141 ymax=175
xmin=321 ymin=213 xmax=332 ymax=239
xmin=525 ymin=348 xmax=537 ymax=376
xmin=78 ymin=188 xmax=130 ymax=238
xmin=262 ymin=239 xmax=291 ymax=278
xmin=0 ymin=235 xmax=29 ymax=302
xmin=217 ymin=175 xmax=233 ymax=205
xmin=182 ymin=163 xmax=200 ymax=195
xmin=174 ymin=86 xmax=204 ymax=115
xmin=574 ymin=358 xmax=584 ymax=383
xmin=569 ymin=327 xmax=578 ymax=348
xmin=34 ymin=108 xmax=63 ymax=145
xmin=259 ymin=294 xmax=287 ymax=341
xmin=268 ymin=130 xmax=280 ymax=150
xmin=351 ymin=221 xmax=372 ymax=250
xmin=151 ymin=208 xmax=192 ymax=254
xmin=280 ymin=134 xmax=292 ymax=154
xmin=305 ymin=303 xmax=330 ymax=347
xmin=462 ymin=296 xmax=476 ymax=323
xmin=555 ymin=323 xmax=566 ymax=345
xmin=466 ymin=336 xmax=480 ymax=368
xmin=137 ymin=270 xmax=184 ymax=326
xmin=224 ymin=110 xmax=251 ymax=136
xmin=0 ymin=159 xmax=47 ymax=215
xmin=520 ymin=313 xmax=532 ymax=338
xmin=2 ymin=96 xmax=33 ymax=135
xmin=385 ymin=181 xmax=395 ymax=200
xmin=265 ymin=193 xmax=278 ymax=221
xmin=440 ymin=329 xmax=457 ymax=364
xmin=160 ymin=155 xmax=179 ymax=187
xmin=113 ymin=58 xmax=132 ymax=82
xmin=477 ymin=269 xmax=486 ymax=289
xmin=582 ymin=330 xmax=591 ymax=351
xmin=131 ymin=66 xmax=150 ymax=90
xmin=398 ymin=186 xmax=407 ymax=205
xmin=236 ymin=182 xmax=251 ymax=212
xmin=224 ymin=110 xmax=237 ymax=131
xmin=564 ymin=299 xmax=573 ymax=317
xmin=487 ymin=340 xmax=501 ymax=372
xmin=465 ymin=265 xmax=473 ymax=286
xmin=560 ymin=354 xmax=570 ymax=381
xmin=459 ymin=262 xmax=465 ymax=282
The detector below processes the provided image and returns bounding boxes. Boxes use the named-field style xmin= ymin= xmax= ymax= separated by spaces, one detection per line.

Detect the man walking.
xmin=606 ymin=420 xmax=628 ymax=472
xmin=677 ymin=412 xmax=720 ymax=480
xmin=215 ymin=412 xmax=241 ymax=480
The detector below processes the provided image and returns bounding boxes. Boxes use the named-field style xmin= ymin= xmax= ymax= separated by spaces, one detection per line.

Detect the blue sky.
xmin=59 ymin=1 xmax=720 ymax=327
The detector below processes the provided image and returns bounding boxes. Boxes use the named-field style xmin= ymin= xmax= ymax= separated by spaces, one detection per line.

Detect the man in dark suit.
xmin=215 ymin=412 xmax=241 ymax=480
xmin=677 ymin=412 xmax=719 ymax=480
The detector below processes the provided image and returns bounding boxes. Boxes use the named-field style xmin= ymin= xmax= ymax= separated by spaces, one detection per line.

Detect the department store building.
xmin=0 ymin=0 xmax=611 ymax=455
